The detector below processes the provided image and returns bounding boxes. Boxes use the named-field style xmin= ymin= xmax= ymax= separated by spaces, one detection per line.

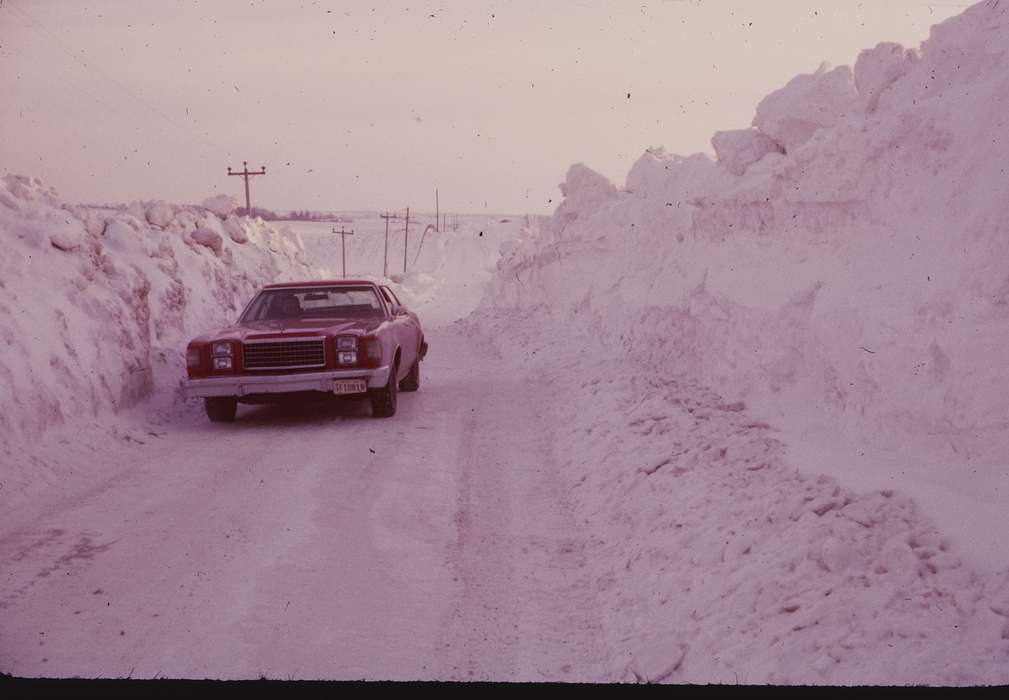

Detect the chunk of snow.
xmin=145 ymin=200 xmax=174 ymax=228
xmin=126 ymin=201 xmax=146 ymax=221
xmin=49 ymin=227 xmax=84 ymax=252
xmin=222 ymin=215 xmax=248 ymax=244
xmin=83 ymin=214 xmax=107 ymax=238
xmin=854 ymin=42 xmax=916 ymax=113
xmin=711 ymin=128 xmax=784 ymax=176
xmin=752 ymin=63 xmax=859 ymax=152
xmin=102 ymin=220 xmax=140 ymax=253
xmin=554 ymin=163 xmax=618 ymax=229
xmin=820 ymin=536 xmax=855 ymax=573
xmin=190 ymin=227 xmax=224 ymax=255
xmin=202 ymin=194 xmax=237 ymax=218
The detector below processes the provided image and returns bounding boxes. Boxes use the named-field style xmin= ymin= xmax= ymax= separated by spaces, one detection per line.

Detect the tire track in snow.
xmin=433 ymin=326 xmax=612 ymax=681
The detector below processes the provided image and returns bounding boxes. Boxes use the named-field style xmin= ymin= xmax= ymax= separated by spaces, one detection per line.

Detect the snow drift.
xmin=475 ymin=0 xmax=1009 ymax=684
xmin=487 ymin=0 xmax=1009 ymax=524
xmin=464 ymin=311 xmax=1009 ymax=683
xmin=0 ymin=175 xmax=319 ymax=449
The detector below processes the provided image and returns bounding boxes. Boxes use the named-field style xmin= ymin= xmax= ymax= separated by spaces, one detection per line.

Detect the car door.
xmin=380 ymin=285 xmax=419 ymax=374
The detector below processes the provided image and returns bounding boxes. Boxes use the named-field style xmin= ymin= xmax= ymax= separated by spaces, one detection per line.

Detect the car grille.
xmin=243 ymin=338 xmax=326 ymax=370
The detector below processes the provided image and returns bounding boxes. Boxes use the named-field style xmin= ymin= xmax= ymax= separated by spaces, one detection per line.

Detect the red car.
xmin=184 ymin=280 xmax=427 ymax=421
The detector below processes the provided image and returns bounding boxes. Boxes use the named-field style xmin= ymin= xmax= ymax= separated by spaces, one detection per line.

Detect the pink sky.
xmin=1 ymin=0 xmax=964 ymax=214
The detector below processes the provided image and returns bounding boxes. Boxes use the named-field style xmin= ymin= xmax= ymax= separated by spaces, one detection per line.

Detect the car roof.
xmin=262 ymin=279 xmax=380 ymax=289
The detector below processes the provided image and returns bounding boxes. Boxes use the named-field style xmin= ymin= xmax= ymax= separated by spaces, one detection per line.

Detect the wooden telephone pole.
xmin=403 ymin=207 xmax=411 ymax=274
xmin=380 ymin=212 xmax=397 ymax=278
xmin=227 ymin=161 xmax=266 ymax=215
xmin=333 ymin=226 xmax=355 ymax=278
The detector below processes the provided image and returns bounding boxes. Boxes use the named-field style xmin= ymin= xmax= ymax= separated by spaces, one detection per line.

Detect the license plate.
xmin=333 ymin=379 xmax=368 ymax=395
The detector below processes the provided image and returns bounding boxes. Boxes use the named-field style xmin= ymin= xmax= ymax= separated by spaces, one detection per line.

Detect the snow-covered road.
xmin=0 ymin=325 xmax=608 ymax=681
xmin=5 ymin=312 xmax=1009 ymax=683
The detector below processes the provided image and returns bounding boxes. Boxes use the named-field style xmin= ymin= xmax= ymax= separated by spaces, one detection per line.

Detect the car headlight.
xmin=213 ymin=357 xmax=233 ymax=370
xmin=212 ymin=342 xmax=233 ymax=357
xmin=336 ymin=336 xmax=357 ymax=351
xmin=338 ymin=351 xmax=357 ymax=365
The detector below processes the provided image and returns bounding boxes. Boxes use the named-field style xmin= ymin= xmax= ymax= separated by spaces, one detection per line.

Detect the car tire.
xmin=370 ymin=363 xmax=398 ymax=417
xmin=205 ymin=396 xmax=238 ymax=423
xmin=399 ymin=358 xmax=420 ymax=392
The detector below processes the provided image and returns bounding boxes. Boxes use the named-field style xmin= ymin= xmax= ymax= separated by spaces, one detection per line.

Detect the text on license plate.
xmin=333 ymin=379 xmax=368 ymax=395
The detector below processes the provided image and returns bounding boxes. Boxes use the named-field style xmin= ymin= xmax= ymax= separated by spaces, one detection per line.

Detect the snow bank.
xmin=0 ymin=174 xmax=319 ymax=458
xmin=478 ymin=0 xmax=1009 ymax=683
xmin=488 ymin=0 xmax=1009 ymax=541
xmin=466 ymin=312 xmax=1009 ymax=684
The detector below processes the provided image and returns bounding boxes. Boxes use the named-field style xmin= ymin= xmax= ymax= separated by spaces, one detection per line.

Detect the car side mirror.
xmin=391 ymin=303 xmax=407 ymax=316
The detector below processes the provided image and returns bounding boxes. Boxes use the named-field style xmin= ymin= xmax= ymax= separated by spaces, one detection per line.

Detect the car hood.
xmin=195 ymin=317 xmax=385 ymax=343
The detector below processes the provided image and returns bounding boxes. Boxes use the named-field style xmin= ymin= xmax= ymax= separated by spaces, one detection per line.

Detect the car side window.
xmin=374 ymin=286 xmax=394 ymax=317
xmin=380 ymin=286 xmax=403 ymax=307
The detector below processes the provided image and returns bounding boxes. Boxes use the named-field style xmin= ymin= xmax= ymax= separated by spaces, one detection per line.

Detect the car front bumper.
xmin=184 ymin=366 xmax=391 ymax=399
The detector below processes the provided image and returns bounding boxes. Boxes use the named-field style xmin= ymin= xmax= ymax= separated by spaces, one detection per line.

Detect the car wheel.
xmin=205 ymin=396 xmax=238 ymax=422
xmin=370 ymin=363 xmax=398 ymax=417
xmin=399 ymin=358 xmax=420 ymax=392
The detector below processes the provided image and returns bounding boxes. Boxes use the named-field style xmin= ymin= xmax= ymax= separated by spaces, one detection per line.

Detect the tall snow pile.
xmin=490 ymin=0 xmax=1009 ymax=486
xmin=0 ymin=175 xmax=318 ymax=448
xmin=478 ymin=0 xmax=1009 ymax=684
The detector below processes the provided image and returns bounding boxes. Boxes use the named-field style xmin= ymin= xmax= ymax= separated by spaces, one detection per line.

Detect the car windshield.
xmin=240 ymin=286 xmax=385 ymax=322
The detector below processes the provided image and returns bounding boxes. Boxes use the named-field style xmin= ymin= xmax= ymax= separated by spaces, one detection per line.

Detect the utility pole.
xmin=403 ymin=207 xmax=410 ymax=274
xmin=333 ymin=226 xmax=355 ymax=278
xmin=227 ymin=161 xmax=266 ymax=215
xmin=380 ymin=212 xmax=397 ymax=278
xmin=435 ymin=188 xmax=440 ymax=232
